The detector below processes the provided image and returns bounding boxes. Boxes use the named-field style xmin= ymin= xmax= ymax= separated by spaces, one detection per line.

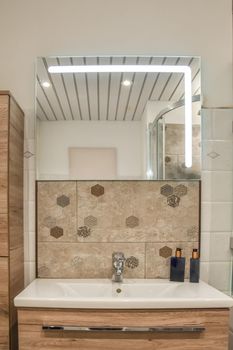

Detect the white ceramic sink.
xmin=14 ymin=279 xmax=233 ymax=309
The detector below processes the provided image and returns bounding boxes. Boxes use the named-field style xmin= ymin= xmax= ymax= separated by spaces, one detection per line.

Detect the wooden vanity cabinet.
xmin=17 ymin=308 xmax=229 ymax=350
xmin=0 ymin=92 xmax=24 ymax=350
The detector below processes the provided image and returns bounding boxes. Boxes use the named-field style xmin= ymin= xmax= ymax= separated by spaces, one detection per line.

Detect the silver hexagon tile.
xmin=174 ymin=184 xmax=188 ymax=197
xmin=77 ymin=226 xmax=91 ymax=238
xmin=160 ymin=184 xmax=173 ymax=197
xmin=84 ymin=215 xmax=98 ymax=227
xmin=167 ymin=195 xmax=180 ymax=208
xmin=125 ymin=256 xmax=139 ymax=269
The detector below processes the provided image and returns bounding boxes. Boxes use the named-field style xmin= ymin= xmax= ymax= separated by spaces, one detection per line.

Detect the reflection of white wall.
xmin=69 ymin=147 xmax=117 ymax=180
xmin=37 ymin=120 xmax=143 ymax=179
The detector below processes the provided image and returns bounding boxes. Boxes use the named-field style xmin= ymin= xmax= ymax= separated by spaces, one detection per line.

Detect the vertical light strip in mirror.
xmin=48 ymin=64 xmax=192 ymax=168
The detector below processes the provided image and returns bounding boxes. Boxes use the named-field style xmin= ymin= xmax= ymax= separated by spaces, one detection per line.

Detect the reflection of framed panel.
xmin=69 ymin=147 xmax=117 ymax=180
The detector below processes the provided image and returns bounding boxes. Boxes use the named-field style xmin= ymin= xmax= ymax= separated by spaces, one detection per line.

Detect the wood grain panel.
xmin=9 ymin=247 xmax=24 ymax=316
xmin=0 ymin=95 xmax=9 ymax=215
xmin=9 ymin=98 xmax=24 ymax=137
xmin=9 ymin=119 xmax=24 ymax=250
xmin=18 ymin=308 xmax=228 ymax=327
xmin=18 ymin=308 xmax=229 ymax=350
xmin=0 ymin=214 xmax=8 ymax=256
xmin=8 ymin=96 xmax=24 ymax=350
xmin=0 ymin=92 xmax=24 ymax=350
xmin=0 ymin=258 xmax=9 ymax=350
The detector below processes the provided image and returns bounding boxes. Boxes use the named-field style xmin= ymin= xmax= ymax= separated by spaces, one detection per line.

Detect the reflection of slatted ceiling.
xmin=36 ymin=56 xmax=201 ymax=121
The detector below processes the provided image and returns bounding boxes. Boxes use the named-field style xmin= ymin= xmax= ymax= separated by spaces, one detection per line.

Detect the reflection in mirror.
xmin=36 ymin=56 xmax=201 ymax=180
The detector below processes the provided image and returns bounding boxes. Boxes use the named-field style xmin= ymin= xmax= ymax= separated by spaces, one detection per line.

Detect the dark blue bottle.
xmin=170 ymin=248 xmax=185 ymax=282
xmin=190 ymin=249 xmax=200 ymax=283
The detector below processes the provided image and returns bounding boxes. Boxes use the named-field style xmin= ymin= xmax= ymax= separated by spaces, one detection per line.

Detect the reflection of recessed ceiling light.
xmin=122 ymin=79 xmax=132 ymax=87
xmin=42 ymin=81 xmax=50 ymax=88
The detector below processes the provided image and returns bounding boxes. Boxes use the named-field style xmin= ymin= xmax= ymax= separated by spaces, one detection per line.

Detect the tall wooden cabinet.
xmin=0 ymin=92 xmax=24 ymax=350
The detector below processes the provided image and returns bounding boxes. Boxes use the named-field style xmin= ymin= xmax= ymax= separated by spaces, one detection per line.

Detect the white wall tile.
xmin=23 ymin=200 xmax=29 ymax=233
xmin=208 ymin=261 xmax=231 ymax=292
xmin=24 ymin=169 xmax=28 ymax=202
xmin=28 ymin=200 xmax=36 ymax=232
xmin=201 ymin=109 xmax=213 ymax=141
xmin=24 ymin=231 xmax=29 ymax=261
xmin=202 ymin=109 xmax=233 ymax=141
xmin=28 ymin=170 xmax=36 ymax=201
xmin=209 ymin=232 xmax=232 ymax=262
xmin=28 ymin=232 xmax=36 ymax=262
xmin=211 ymin=109 xmax=233 ymax=141
xmin=24 ymin=112 xmax=36 ymax=140
xmin=202 ymin=140 xmax=233 ymax=171
xmin=201 ymin=202 xmax=233 ymax=232
xmin=202 ymin=171 xmax=233 ymax=202
xmin=201 ymin=108 xmax=233 ymax=298
xmin=200 ymin=232 xmax=210 ymax=262
xmin=200 ymin=262 xmax=209 ymax=283
xmin=24 ymin=262 xmax=36 ymax=287
xmin=24 ymin=139 xmax=35 ymax=171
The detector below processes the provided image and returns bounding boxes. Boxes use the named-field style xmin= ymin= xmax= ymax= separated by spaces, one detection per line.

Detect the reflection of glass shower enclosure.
xmin=148 ymin=95 xmax=201 ymax=180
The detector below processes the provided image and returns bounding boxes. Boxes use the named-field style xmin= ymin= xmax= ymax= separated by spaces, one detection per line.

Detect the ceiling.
xmin=36 ymin=56 xmax=201 ymax=122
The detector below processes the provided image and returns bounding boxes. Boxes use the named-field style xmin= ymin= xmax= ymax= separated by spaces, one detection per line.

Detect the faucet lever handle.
xmin=112 ymin=252 xmax=125 ymax=261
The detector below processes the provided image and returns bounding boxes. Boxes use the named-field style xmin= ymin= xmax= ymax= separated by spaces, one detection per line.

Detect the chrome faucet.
xmin=112 ymin=252 xmax=125 ymax=283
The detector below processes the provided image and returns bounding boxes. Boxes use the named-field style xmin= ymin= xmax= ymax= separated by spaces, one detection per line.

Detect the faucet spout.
xmin=112 ymin=252 xmax=125 ymax=283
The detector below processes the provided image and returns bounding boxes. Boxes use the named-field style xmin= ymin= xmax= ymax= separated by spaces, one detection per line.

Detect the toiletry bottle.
xmin=190 ymin=249 xmax=200 ymax=283
xmin=170 ymin=248 xmax=185 ymax=282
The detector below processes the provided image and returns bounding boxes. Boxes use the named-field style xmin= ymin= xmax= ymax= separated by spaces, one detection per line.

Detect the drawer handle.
xmin=42 ymin=325 xmax=205 ymax=333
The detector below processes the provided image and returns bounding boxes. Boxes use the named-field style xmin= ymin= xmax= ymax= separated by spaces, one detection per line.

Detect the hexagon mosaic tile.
xmin=37 ymin=180 xmax=200 ymax=279
xmin=159 ymin=246 xmax=172 ymax=258
xmin=77 ymin=226 xmax=91 ymax=238
xmin=37 ymin=182 xmax=76 ymax=242
xmin=167 ymin=194 xmax=180 ymax=208
xmin=173 ymin=184 xmax=188 ymax=197
xmin=91 ymin=184 xmax=105 ymax=197
xmin=57 ymin=194 xmax=70 ymax=207
xmin=125 ymin=256 xmax=139 ymax=269
xmin=50 ymin=226 xmax=64 ymax=239
xmin=84 ymin=215 xmax=98 ymax=227
xmin=125 ymin=215 xmax=139 ymax=228
xmin=160 ymin=184 xmax=173 ymax=197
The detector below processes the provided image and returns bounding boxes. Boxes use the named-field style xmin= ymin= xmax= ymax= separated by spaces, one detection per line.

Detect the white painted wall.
xmin=0 ymin=0 xmax=232 ymax=111
xmin=2 ymin=0 xmax=231 ymax=294
xmin=37 ymin=120 xmax=143 ymax=179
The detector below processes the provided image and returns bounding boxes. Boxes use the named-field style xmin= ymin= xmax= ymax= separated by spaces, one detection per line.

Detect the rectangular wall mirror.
xmin=36 ymin=55 xmax=201 ymax=180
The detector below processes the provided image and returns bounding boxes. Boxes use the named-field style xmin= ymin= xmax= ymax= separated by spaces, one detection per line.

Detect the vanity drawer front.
xmin=18 ymin=308 xmax=229 ymax=350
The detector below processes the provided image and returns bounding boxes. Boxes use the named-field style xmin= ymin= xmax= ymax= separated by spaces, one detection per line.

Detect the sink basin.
xmin=14 ymin=278 xmax=233 ymax=309
xmin=57 ymin=280 xmax=180 ymax=298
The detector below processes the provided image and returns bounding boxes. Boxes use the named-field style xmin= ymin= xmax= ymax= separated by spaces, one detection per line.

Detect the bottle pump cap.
xmin=192 ymin=249 xmax=199 ymax=259
xmin=175 ymin=248 xmax=182 ymax=258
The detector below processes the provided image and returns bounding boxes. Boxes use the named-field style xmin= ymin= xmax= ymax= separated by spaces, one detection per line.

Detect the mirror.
xmin=36 ymin=56 xmax=201 ymax=180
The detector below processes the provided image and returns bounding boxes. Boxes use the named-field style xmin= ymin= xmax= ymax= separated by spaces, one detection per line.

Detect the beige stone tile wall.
xmin=37 ymin=180 xmax=200 ymax=278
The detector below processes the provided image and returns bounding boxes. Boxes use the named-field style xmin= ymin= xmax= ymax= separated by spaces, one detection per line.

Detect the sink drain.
xmin=116 ymin=288 xmax=122 ymax=294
